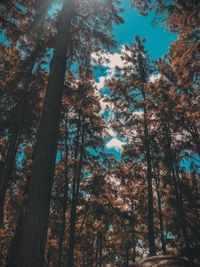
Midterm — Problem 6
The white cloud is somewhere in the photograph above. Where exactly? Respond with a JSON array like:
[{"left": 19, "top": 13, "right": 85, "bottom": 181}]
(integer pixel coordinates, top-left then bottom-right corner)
[
  {"left": 96, "top": 76, "right": 106, "bottom": 90},
  {"left": 104, "top": 52, "right": 125, "bottom": 70},
  {"left": 133, "top": 111, "right": 144, "bottom": 116},
  {"left": 92, "top": 46, "right": 126, "bottom": 91},
  {"left": 106, "top": 138, "right": 125, "bottom": 151},
  {"left": 107, "top": 126, "right": 117, "bottom": 137},
  {"left": 92, "top": 48, "right": 125, "bottom": 70},
  {"left": 149, "top": 74, "right": 161, "bottom": 83}
]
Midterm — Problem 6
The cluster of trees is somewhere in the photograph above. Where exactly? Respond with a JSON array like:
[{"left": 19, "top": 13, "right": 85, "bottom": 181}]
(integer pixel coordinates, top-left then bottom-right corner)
[{"left": 0, "top": 0, "right": 199, "bottom": 266}]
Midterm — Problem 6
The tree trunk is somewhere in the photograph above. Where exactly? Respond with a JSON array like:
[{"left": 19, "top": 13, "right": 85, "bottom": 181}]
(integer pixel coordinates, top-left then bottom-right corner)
[
  {"left": 67, "top": 114, "right": 81, "bottom": 267},
  {"left": 0, "top": 123, "right": 21, "bottom": 226},
  {"left": 131, "top": 200, "right": 136, "bottom": 262},
  {"left": 95, "top": 233, "right": 103, "bottom": 267},
  {"left": 58, "top": 116, "right": 69, "bottom": 267},
  {"left": 6, "top": 1, "right": 74, "bottom": 266},
  {"left": 154, "top": 169, "right": 166, "bottom": 255},
  {"left": 99, "top": 234, "right": 103, "bottom": 267},
  {"left": 136, "top": 37, "right": 156, "bottom": 256},
  {"left": 126, "top": 243, "right": 130, "bottom": 267},
  {"left": 143, "top": 102, "right": 156, "bottom": 256},
  {"left": 75, "top": 197, "right": 90, "bottom": 243},
  {"left": 187, "top": 123, "right": 200, "bottom": 157},
  {"left": 0, "top": 7, "right": 51, "bottom": 224},
  {"left": 95, "top": 236, "right": 99, "bottom": 267},
  {"left": 67, "top": 119, "right": 85, "bottom": 267},
  {"left": 90, "top": 237, "right": 95, "bottom": 267},
  {"left": 164, "top": 122, "right": 191, "bottom": 256},
  {"left": 132, "top": 237, "right": 136, "bottom": 263}
]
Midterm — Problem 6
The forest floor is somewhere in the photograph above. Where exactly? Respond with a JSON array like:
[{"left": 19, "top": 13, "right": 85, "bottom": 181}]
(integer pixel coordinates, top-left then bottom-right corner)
[{"left": 130, "top": 255, "right": 200, "bottom": 267}]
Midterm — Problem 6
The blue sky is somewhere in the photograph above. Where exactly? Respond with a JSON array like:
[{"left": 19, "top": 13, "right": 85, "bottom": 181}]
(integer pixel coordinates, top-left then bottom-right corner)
[{"left": 114, "top": 0, "right": 177, "bottom": 59}]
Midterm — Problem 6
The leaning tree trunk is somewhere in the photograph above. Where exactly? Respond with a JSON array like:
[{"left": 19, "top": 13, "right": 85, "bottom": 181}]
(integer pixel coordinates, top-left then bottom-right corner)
[{"left": 6, "top": 1, "right": 74, "bottom": 266}]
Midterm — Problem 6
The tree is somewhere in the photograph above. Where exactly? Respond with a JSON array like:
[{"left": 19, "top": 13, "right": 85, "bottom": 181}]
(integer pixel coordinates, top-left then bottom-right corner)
[
  {"left": 6, "top": 1, "right": 123, "bottom": 266},
  {"left": 0, "top": 0, "right": 52, "bottom": 226},
  {"left": 6, "top": 1, "right": 75, "bottom": 266},
  {"left": 108, "top": 36, "right": 157, "bottom": 255}
]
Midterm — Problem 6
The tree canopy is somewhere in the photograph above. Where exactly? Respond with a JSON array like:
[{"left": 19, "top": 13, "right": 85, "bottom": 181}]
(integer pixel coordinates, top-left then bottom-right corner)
[{"left": 0, "top": 0, "right": 199, "bottom": 266}]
